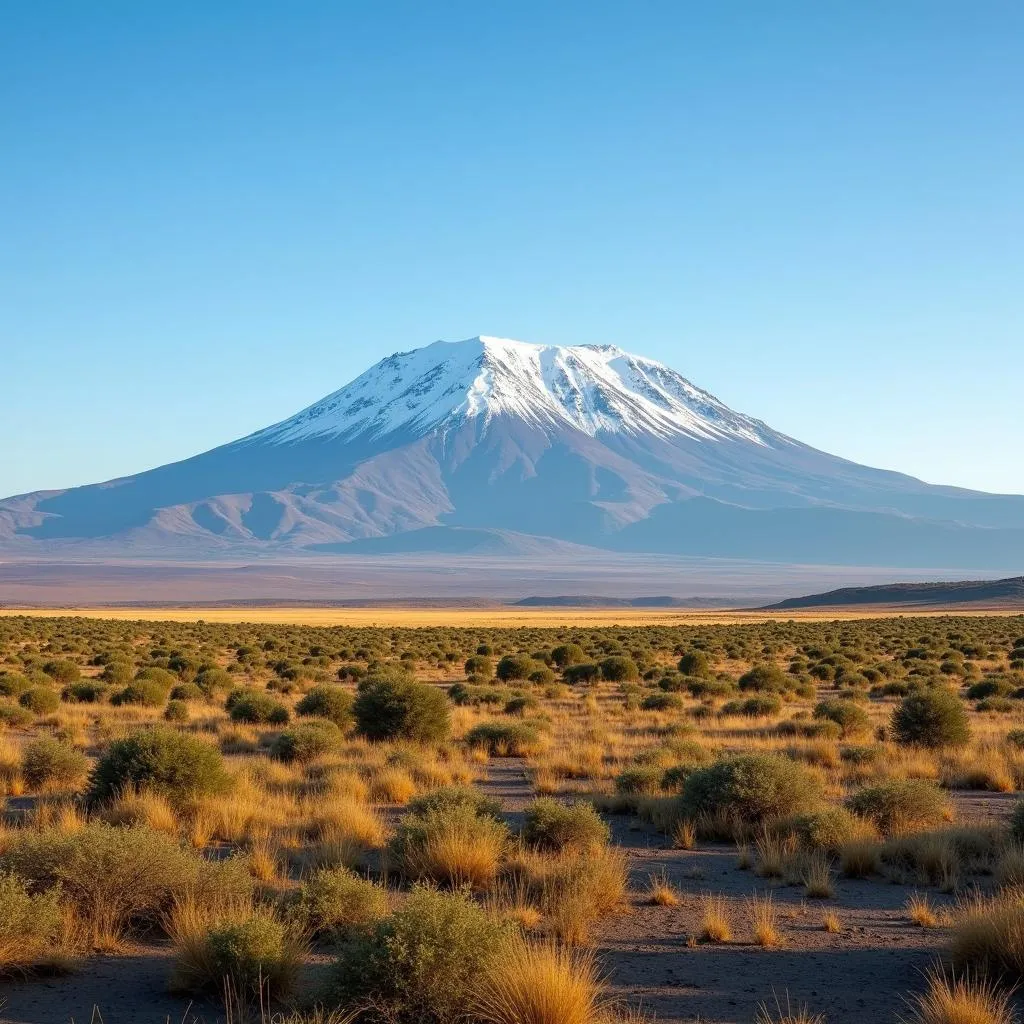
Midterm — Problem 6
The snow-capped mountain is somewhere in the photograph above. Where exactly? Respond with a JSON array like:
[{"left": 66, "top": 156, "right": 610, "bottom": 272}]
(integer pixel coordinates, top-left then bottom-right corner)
[
  {"left": 3, "top": 335, "right": 1024, "bottom": 569},
  {"left": 256, "top": 337, "right": 776, "bottom": 446}
]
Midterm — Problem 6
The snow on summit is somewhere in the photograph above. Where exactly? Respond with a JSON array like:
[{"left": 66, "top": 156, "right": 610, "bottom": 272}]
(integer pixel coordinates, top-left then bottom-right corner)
[{"left": 258, "top": 336, "right": 776, "bottom": 446}]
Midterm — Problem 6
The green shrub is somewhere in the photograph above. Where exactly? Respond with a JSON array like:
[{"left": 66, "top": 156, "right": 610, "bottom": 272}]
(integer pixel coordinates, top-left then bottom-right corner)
[
  {"left": 495, "top": 655, "right": 536, "bottom": 682},
  {"left": 19, "top": 687, "right": 59, "bottom": 715},
  {"left": 738, "top": 665, "right": 791, "bottom": 693},
  {"left": 62, "top": 680, "right": 108, "bottom": 703},
  {"left": 42, "top": 659, "right": 80, "bottom": 684},
  {"left": 678, "top": 650, "right": 713, "bottom": 677},
  {"left": 173, "top": 910, "right": 303, "bottom": 999},
  {"left": 563, "top": 663, "right": 600, "bottom": 684},
  {"left": 846, "top": 779, "right": 948, "bottom": 836},
  {"left": 614, "top": 766, "right": 664, "bottom": 796},
  {"left": 292, "top": 868, "right": 389, "bottom": 938},
  {"left": 112, "top": 680, "right": 170, "bottom": 707},
  {"left": 271, "top": 720, "right": 344, "bottom": 763},
  {"left": 463, "top": 655, "right": 493, "bottom": 678},
  {"left": 135, "top": 667, "right": 178, "bottom": 690},
  {"left": 353, "top": 677, "right": 450, "bottom": 743},
  {"left": 521, "top": 798, "right": 609, "bottom": 853},
  {"left": 679, "top": 754, "right": 822, "bottom": 826},
  {"left": 551, "top": 644, "right": 585, "bottom": 668},
  {"left": 0, "top": 672, "right": 31, "bottom": 698},
  {"left": 891, "top": 688, "right": 970, "bottom": 748},
  {"left": 169, "top": 682, "right": 205, "bottom": 702},
  {"left": 0, "top": 703, "right": 33, "bottom": 729},
  {"left": 813, "top": 698, "right": 870, "bottom": 738},
  {"left": 21, "top": 737, "right": 90, "bottom": 792},
  {"left": 504, "top": 694, "right": 538, "bottom": 715},
  {"left": 783, "top": 807, "right": 862, "bottom": 854},
  {"left": 88, "top": 727, "right": 230, "bottom": 805},
  {"left": 600, "top": 656, "right": 639, "bottom": 682},
  {"left": 228, "top": 689, "right": 290, "bottom": 725},
  {"left": 328, "top": 885, "right": 508, "bottom": 1024},
  {"left": 0, "top": 871, "right": 66, "bottom": 974},
  {"left": 464, "top": 721, "right": 543, "bottom": 756},
  {"left": 641, "top": 692, "right": 684, "bottom": 711},
  {"left": 1, "top": 822, "right": 250, "bottom": 943},
  {"left": 1010, "top": 799, "right": 1024, "bottom": 843},
  {"left": 406, "top": 785, "right": 502, "bottom": 821},
  {"left": 164, "top": 699, "right": 190, "bottom": 722},
  {"left": 295, "top": 685, "right": 354, "bottom": 729},
  {"left": 100, "top": 661, "right": 135, "bottom": 686}
]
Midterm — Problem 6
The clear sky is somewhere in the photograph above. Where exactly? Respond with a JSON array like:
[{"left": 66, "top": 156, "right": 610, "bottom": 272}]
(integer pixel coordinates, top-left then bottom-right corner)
[{"left": 2, "top": 1, "right": 1022, "bottom": 497}]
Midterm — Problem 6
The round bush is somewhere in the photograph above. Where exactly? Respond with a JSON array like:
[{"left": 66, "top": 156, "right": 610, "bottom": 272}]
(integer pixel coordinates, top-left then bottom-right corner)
[
  {"left": 521, "top": 798, "right": 609, "bottom": 853},
  {"left": 496, "top": 655, "right": 536, "bottom": 682},
  {"left": 169, "top": 683, "right": 205, "bottom": 702},
  {"left": 88, "top": 727, "right": 230, "bottom": 805},
  {"left": 679, "top": 754, "right": 822, "bottom": 825},
  {"left": 0, "top": 672, "right": 31, "bottom": 698},
  {"left": 271, "top": 720, "right": 344, "bottom": 763},
  {"left": 678, "top": 651, "right": 712, "bottom": 678},
  {"left": 62, "top": 681, "right": 108, "bottom": 703},
  {"left": 600, "top": 656, "right": 639, "bottom": 682},
  {"left": 738, "top": 665, "right": 791, "bottom": 693},
  {"left": 21, "top": 737, "right": 90, "bottom": 792},
  {"left": 228, "top": 690, "right": 290, "bottom": 725},
  {"left": 178, "top": 912, "right": 300, "bottom": 998},
  {"left": 551, "top": 644, "right": 585, "bottom": 668},
  {"left": 112, "top": 680, "right": 169, "bottom": 707},
  {"left": 353, "top": 677, "right": 450, "bottom": 743},
  {"left": 164, "top": 699, "right": 189, "bottom": 722},
  {"left": 463, "top": 655, "right": 493, "bottom": 678},
  {"left": 813, "top": 698, "right": 871, "bottom": 738},
  {"left": 464, "top": 721, "right": 543, "bottom": 756},
  {"left": 328, "top": 885, "right": 508, "bottom": 1024},
  {"left": 292, "top": 867, "right": 389, "bottom": 938},
  {"left": 42, "top": 659, "right": 80, "bottom": 684},
  {"left": 295, "top": 685, "right": 354, "bottom": 729},
  {"left": 19, "top": 687, "right": 59, "bottom": 715},
  {"left": 846, "top": 779, "right": 948, "bottom": 836},
  {"left": 891, "top": 688, "right": 971, "bottom": 748}
]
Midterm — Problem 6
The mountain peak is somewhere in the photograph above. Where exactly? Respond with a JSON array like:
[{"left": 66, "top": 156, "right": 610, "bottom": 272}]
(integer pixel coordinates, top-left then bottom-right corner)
[{"left": 256, "top": 335, "right": 778, "bottom": 447}]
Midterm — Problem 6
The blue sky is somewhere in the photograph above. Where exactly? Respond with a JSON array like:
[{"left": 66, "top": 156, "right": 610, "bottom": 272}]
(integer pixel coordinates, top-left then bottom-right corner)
[{"left": 2, "top": 1, "right": 1022, "bottom": 497}]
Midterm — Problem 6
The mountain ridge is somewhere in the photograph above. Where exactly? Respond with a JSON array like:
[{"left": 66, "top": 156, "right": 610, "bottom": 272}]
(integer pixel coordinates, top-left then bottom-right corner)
[{"left": 3, "top": 335, "right": 1023, "bottom": 570}]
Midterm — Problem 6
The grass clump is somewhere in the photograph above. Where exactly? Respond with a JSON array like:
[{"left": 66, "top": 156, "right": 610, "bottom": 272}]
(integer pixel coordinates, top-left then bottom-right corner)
[
  {"left": 328, "top": 884, "right": 509, "bottom": 1023},
  {"left": 522, "top": 798, "right": 610, "bottom": 854},
  {"left": 899, "top": 965, "right": 1016, "bottom": 1024},
  {"left": 465, "top": 721, "right": 546, "bottom": 757},
  {"left": 474, "top": 935, "right": 606, "bottom": 1024},
  {"left": 950, "top": 891, "right": 1024, "bottom": 983},
  {"left": 390, "top": 803, "right": 509, "bottom": 889},
  {"left": 88, "top": 727, "right": 230, "bottom": 806}
]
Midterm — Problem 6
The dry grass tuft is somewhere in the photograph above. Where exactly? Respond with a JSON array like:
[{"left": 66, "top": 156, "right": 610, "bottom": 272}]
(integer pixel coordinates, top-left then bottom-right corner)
[
  {"left": 645, "top": 871, "right": 679, "bottom": 907},
  {"left": 748, "top": 892, "right": 783, "bottom": 947},
  {"left": 907, "top": 892, "right": 941, "bottom": 928},
  {"left": 898, "top": 965, "right": 1016, "bottom": 1024},
  {"left": 699, "top": 892, "right": 732, "bottom": 943},
  {"left": 822, "top": 910, "right": 842, "bottom": 933}
]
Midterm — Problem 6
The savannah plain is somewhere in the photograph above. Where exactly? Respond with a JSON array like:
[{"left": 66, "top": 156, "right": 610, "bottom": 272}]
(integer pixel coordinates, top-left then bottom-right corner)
[{"left": 1, "top": 606, "right": 1024, "bottom": 1024}]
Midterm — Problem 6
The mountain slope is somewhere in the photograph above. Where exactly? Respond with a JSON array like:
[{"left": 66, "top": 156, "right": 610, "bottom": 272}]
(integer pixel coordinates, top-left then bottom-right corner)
[
  {"left": 766, "top": 576, "right": 1024, "bottom": 609},
  {"left": 3, "top": 335, "right": 1023, "bottom": 569}
]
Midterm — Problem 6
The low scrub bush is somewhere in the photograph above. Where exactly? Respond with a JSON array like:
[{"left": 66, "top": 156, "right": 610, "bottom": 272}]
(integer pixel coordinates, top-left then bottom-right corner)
[
  {"left": 846, "top": 779, "right": 948, "bottom": 836},
  {"left": 21, "top": 737, "right": 90, "bottom": 793},
  {"left": 328, "top": 885, "right": 509, "bottom": 1023},
  {"left": 295, "top": 685, "right": 354, "bottom": 729},
  {"left": 679, "top": 754, "right": 822, "bottom": 828},
  {"left": 228, "top": 689, "right": 290, "bottom": 725},
  {"left": 813, "top": 698, "right": 870, "bottom": 738},
  {"left": 354, "top": 676, "right": 450, "bottom": 743},
  {"left": 88, "top": 727, "right": 230, "bottom": 805},
  {"left": 19, "top": 686, "right": 60, "bottom": 715},
  {"left": 0, "top": 871, "right": 68, "bottom": 975},
  {"left": 892, "top": 688, "right": 970, "bottom": 748},
  {"left": 522, "top": 798, "right": 609, "bottom": 854},
  {"left": 291, "top": 868, "right": 389, "bottom": 939},
  {"left": 390, "top": 803, "right": 509, "bottom": 889},
  {"left": 465, "top": 721, "right": 545, "bottom": 757},
  {"left": 271, "top": 720, "right": 345, "bottom": 763}
]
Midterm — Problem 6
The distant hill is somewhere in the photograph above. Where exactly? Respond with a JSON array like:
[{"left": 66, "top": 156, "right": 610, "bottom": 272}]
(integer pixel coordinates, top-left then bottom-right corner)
[
  {"left": 514, "top": 595, "right": 719, "bottom": 608},
  {"left": 766, "top": 576, "right": 1024, "bottom": 610}
]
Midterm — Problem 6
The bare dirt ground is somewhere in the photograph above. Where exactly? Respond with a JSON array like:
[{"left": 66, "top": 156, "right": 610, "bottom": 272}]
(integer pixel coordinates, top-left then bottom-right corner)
[{"left": 0, "top": 788, "right": 1018, "bottom": 1024}]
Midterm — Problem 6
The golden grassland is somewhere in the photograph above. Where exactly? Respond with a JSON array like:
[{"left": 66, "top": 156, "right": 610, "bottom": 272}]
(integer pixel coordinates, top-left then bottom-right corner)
[
  {"left": 0, "top": 611, "right": 1023, "bottom": 1022},
  {"left": 2, "top": 604, "right": 1022, "bottom": 627}
]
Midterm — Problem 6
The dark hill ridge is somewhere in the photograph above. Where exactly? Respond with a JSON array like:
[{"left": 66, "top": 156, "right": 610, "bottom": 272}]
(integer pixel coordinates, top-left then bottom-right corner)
[{"left": 766, "top": 576, "right": 1024, "bottom": 609}]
